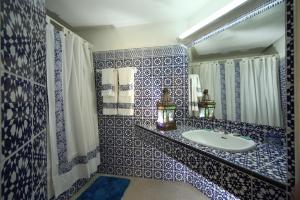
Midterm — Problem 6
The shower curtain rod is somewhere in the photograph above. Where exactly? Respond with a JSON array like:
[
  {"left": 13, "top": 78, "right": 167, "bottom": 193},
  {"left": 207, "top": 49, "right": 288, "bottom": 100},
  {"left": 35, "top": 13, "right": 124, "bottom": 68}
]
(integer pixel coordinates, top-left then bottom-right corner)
[
  {"left": 46, "top": 15, "right": 93, "bottom": 48},
  {"left": 190, "top": 54, "right": 279, "bottom": 66}
]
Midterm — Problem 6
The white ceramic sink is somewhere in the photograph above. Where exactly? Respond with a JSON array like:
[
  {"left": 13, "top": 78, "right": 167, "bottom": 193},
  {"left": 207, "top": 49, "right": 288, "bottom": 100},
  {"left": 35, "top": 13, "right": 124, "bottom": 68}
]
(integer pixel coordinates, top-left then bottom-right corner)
[{"left": 182, "top": 130, "right": 256, "bottom": 152}]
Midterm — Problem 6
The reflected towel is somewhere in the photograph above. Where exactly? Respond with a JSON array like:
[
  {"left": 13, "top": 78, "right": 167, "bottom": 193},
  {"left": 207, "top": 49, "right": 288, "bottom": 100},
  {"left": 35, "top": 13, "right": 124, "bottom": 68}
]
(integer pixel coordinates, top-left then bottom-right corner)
[{"left": 188, "top": 74, "right": 202, "bottom": 116}]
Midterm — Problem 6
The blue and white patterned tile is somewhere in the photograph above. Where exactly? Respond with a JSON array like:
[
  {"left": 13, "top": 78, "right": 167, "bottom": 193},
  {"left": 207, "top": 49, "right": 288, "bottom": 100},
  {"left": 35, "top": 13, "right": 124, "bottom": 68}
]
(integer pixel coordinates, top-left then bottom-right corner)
[
  {"left": 214, "top": 184, "right": 239, "bottom": 200},
  {"left": 1, "top": 143, "right": 32, "bottom": 200},
  {"left": 32, "top": 4, "right": 45, "bottom": 42},
  {"left": 33, "top": 84, "right": 46, "bottom": 135},
  {"left": 105, "top": 60, "right": 115, "bottom": 68},
  {"left": 200, "top": 177, "right": 215, "bottom": 199},
  {"left": 1, "top": 100, "right": 32, "bottom": 156},
  {"left": 221, "top": 165, "right": 252, "bottom": 199},
  {"left": 142, "top": 57, "right": 152, "bottom": 67},
  {"left": 32, "top": 131, "right": 47, "bottom": 189},
  {"left": 258, "top": 157, "right": 287, "bottom": 183},
  {"left": 33, "top": 173, "right": 47, "bottom": 200},
  {"left": 200, "top": 155, "right": 222, "bottom": 185},
  {"left": 252, "top": 178, "right": 286, "bottom": 200},
  {"left": 1, "top": 72, "right": 32, "bottom": 103},
  {"left": 1, "top": 0, "right": 32, "bottom": 78},
  {"left": 32, "top": 41, "right": 46, "bottom": 85},
  {"left": 124, "top": 168, "right": 134, "bottom": 177}
]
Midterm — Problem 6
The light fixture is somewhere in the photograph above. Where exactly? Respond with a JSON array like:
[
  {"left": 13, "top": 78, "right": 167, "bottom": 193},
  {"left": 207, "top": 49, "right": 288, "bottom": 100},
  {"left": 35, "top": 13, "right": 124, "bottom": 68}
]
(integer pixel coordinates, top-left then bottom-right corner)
[{"left": 179, "top": 0, "right": 248, "bottom": 40}]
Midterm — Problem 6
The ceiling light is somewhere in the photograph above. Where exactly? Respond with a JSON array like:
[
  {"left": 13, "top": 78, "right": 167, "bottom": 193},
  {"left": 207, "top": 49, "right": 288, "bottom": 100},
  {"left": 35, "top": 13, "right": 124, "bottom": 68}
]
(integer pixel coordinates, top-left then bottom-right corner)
[{"left": 179, "top": 0, "right": 248, "bottom": 40}]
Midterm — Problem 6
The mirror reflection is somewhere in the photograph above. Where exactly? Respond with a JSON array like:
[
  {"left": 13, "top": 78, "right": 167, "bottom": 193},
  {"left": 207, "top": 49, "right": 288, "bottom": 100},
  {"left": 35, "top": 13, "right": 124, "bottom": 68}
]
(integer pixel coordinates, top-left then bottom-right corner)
[{"left": 188, "top": 3, "right": 285, "bottom": 128}]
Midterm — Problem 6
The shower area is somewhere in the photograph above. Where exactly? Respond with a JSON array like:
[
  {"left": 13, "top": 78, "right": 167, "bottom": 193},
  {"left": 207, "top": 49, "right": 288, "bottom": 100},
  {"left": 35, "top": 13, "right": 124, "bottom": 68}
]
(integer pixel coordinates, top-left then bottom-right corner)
[{"left": 45, "top": 16, "right": 99, "bottom": 197}]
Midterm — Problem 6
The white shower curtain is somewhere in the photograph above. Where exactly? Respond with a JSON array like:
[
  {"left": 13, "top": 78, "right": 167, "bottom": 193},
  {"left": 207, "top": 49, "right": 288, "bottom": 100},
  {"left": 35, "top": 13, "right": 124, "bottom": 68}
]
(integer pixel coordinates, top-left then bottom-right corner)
[
  {"left": 47, "top": 20, "right": 99, "bottom": 197},
  {"left": 240, "top": 56, "right": 282, "bottom": 127}
]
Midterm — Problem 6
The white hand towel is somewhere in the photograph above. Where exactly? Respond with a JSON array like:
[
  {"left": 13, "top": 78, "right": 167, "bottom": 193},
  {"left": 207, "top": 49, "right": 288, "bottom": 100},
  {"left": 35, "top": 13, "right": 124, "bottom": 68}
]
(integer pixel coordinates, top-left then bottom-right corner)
[
  {"left": 118, "top": 96, "right": 134, "bottom": 116},
  {"left": 103, "top": 96, "right": 118, "bottom": 115},
  {"left": 103, "top": 69, "right": 118, "bottom": 115},
  {"left": 188, "top": 74, "right": 203, "bottom": 116},
  {"left": 117, "top": 67, "right": 137, "bottom": 96},
  {"left": 101, "top": 68, "right": 117, "bottom": 96}
]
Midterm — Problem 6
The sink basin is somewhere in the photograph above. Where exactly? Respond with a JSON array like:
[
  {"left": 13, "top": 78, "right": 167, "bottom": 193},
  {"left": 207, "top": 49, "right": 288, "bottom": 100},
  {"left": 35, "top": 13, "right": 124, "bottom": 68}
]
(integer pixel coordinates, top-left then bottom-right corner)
[{"left": 182, "top": 130, "right": 256, "bottom": 152}]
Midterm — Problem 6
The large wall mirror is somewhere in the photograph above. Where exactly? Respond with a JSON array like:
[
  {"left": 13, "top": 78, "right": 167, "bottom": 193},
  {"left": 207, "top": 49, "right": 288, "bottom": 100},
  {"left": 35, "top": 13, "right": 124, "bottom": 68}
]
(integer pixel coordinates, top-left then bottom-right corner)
[{"left": 188, "top": 2, "right": 286, "bottom": 128}]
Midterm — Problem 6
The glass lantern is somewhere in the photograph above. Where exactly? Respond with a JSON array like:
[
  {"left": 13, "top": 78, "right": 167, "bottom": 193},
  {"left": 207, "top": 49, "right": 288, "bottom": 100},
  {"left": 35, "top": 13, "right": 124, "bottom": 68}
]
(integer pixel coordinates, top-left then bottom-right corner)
[
  {"left": 198, "top": 89, "right": 216, "bottom": 119},
  {"left": 156, "top": 88, "right": 177, "bottom": 131}
]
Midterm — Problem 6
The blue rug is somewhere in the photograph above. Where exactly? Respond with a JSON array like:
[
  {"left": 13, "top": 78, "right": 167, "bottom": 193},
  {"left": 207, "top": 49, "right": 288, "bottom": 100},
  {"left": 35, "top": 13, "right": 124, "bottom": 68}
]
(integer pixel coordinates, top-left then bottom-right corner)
[{"left": 77, "top": 176, "right": 130, "bottom": 200}]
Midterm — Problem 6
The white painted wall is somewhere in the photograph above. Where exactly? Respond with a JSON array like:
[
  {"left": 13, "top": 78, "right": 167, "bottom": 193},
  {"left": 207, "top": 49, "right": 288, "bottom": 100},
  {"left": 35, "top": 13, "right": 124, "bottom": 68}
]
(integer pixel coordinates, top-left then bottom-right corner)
[
  {"left": 272, "top": 35, "right": 286, "bottom": 60},
  {"left": 76, "top": 20, "right": 187, "bottom": 52}
]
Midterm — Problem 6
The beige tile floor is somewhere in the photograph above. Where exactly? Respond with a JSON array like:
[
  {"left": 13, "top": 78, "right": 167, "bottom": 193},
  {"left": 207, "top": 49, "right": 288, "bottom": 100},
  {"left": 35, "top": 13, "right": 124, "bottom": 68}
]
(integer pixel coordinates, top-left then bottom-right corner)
[{"left": 72, "top": 174, "right": 209, "bottom": 200}]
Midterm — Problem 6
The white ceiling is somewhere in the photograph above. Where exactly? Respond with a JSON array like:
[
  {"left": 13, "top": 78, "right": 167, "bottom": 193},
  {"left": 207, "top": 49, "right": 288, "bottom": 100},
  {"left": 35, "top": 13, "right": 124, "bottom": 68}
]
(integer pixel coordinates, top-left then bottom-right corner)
[
  {"left": 194, "top": 3, "right": 285, "bottom": 56},
  {"left": 46, "top": 0, "right": 230, "bottom": 27}
]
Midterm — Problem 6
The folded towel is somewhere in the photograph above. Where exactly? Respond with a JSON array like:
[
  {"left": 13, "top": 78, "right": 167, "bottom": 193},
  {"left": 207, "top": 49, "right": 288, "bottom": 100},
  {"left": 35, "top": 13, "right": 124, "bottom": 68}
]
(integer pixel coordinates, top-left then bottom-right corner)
[
  {"left": 103, "top": 69, "right": 118, "bottom": 115},
  {"left": 103, "top": 96, "right": 118, "bottom": 115},
  {"left": 101, "top": 68, "right": 117, "bottom": 96},
  {"left": 117, "top": 67, "right": 137, "bottom": 96},
  {"left": 118, "top": 96, "right": 134, "bottom": 116},
  {"left": 188, "top": 74, "right": 203, "bottom": 116}
]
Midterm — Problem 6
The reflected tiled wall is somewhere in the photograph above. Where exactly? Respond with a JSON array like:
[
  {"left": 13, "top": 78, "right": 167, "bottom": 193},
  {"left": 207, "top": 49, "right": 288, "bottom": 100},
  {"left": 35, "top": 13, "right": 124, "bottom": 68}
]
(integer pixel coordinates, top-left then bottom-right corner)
[{"left": 0, "top": 0, "right": 47, "bottom": 199}]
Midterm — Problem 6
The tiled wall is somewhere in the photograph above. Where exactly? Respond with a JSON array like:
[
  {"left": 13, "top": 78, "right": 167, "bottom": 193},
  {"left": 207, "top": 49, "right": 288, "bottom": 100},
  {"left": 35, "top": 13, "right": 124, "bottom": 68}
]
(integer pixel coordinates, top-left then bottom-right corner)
[
  {"left": 0, "top": 0, "right": 47, "bottom": 199},
  {"left": 94, "top": 45, "right": 189, "bottom": 175}
]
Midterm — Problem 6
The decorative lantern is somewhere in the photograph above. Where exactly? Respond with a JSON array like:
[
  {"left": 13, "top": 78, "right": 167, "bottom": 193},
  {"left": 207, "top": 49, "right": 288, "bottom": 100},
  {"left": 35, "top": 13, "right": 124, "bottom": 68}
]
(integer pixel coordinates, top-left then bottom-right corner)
[
  {"left": 198, "top": 89, "right": 216, "bottom": 119},
  {"left": 156, "top": 88, "right": 177, "bottom": 131}
]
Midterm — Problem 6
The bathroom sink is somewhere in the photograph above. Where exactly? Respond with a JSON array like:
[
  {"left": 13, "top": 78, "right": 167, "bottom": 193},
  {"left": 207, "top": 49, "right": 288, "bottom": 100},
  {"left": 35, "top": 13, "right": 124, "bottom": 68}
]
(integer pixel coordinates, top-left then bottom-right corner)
[{"left": 182, "top": 130, "right": 256, "bottom": 152}]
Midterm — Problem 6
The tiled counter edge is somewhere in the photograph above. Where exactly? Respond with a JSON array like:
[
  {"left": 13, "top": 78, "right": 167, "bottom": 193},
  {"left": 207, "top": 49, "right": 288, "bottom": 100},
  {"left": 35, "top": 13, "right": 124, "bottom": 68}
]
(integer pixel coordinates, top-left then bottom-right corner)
[{"left": 135, "top": 125, "right": 287, "bottom": 200}]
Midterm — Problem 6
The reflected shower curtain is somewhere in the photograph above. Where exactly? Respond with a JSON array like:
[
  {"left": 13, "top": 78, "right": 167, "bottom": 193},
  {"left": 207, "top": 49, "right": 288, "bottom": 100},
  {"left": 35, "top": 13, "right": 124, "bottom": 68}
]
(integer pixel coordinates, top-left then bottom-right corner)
[
  {"left": 191, "top": 55, "right": 282, "bottom": 127},
  {"left": 46, "top": 21, "right": 99, "bottom": 197},
  {"left": 240, "top": 56, "right": 282, "bottom": 127}
]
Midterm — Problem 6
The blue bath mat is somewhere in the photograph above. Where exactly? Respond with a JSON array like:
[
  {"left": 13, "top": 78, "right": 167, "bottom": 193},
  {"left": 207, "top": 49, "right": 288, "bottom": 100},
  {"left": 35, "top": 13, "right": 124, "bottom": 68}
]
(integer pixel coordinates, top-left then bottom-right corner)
[{"left": 77, "top": 176, "right": 130, "bottom": 200}]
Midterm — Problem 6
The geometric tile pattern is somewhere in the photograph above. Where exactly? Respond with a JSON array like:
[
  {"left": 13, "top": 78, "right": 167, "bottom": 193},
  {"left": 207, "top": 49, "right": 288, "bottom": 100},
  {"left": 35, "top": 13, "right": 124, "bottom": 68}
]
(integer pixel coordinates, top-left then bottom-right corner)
[
  {"left": 1, "top": 73, "right": 32, "bottom": 156},
  {"left": 285, "top": 0, "right": 295, "bottom": 196},
  {"left": 33, "top": 84, "right": 47, "bottom": 135},
  {"left": 0, "top": 0, "right": 47, "bottom": 199},
  {"left": 252, "top": 178, "right": 286, "bottom": 200},
  {"left": 33, "top": 173, "right": 48, "bottom": 200},
  {"left": 1, "top": 0, "right": 32, "bottom": 78},
  {"left": 32, "top": 132, "right": 47, "bottom": 188},
  {"left": 1, "top": 143, "right": 33, "bottom": 200}
]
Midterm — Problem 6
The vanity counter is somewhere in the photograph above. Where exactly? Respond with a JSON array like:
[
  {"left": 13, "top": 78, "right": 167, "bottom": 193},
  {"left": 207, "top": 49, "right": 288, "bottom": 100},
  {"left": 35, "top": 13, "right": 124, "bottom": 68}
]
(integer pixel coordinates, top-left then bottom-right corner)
[{"left": 135, "top": 124, "right": 287, "bottom": 187}]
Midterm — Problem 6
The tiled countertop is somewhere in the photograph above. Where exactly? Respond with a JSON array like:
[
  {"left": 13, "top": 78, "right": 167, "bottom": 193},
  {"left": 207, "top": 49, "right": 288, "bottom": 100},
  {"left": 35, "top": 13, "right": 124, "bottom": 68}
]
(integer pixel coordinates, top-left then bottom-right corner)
[{"left": 136, "top": 124, "right": 287, "bottom": 186}]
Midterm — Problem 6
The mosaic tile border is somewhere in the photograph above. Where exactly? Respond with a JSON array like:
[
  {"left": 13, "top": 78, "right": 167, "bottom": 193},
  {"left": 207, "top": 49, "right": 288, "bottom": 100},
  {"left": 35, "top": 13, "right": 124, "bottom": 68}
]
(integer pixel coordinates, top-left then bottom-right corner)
[{"left": 191, "top": 0, "right": 285, "bottom": 46}]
